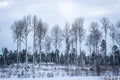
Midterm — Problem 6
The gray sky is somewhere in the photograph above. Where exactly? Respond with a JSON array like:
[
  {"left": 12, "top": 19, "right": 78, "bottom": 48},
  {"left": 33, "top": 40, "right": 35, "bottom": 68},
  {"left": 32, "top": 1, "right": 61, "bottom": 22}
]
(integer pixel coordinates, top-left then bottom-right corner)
[{"left": 0, "top": 0, "right": 120, "bottom": 53}]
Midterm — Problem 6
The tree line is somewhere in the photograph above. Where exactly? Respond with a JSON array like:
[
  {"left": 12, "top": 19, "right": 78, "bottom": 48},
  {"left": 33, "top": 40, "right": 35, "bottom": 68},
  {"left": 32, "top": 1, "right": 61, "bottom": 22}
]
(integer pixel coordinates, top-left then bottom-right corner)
[{"left": 0, "top": 15, "right": 120, "bottom": 67}]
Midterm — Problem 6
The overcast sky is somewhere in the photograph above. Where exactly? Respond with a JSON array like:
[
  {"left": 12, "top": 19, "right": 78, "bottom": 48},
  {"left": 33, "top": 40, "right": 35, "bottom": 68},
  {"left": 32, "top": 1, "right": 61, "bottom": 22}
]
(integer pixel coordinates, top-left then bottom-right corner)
[{"left": 0, "top": 0, "right": 120, "bottom": 53}]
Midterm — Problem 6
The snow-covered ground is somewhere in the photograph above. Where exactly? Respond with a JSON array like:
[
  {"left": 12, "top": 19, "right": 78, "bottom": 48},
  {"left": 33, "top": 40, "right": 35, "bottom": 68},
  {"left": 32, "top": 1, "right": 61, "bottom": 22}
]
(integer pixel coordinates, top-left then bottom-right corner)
[
  {"left": 0, "top": 63, "right": 88, "bottom": 78},
  {"left": 1, "top": 76, "right": 120, "bottom": 80},
  {"left": 0, "top": 76, "right": 99, "bottom": 80},
  {"left": 0, "top": 63, "right": 120, "bottom": 80}
]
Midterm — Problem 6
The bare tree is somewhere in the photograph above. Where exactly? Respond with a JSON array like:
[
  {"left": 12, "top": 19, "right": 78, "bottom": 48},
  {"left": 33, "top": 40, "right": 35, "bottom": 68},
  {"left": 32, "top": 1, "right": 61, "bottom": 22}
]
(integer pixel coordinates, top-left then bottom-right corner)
[
  {"left": 32, "top": 15, "right": 38, "bottom": 64},
  {"left": 109, "top": 23, "right": 117, "bottom": 66},
  {"left": 75, "top": 18, "right": 85, "bottom": 55},
  {"left": 51, "top": 25, "right": 62, "bottom": 64},
  {"left": 72, "top": 19, "right": 78, "bottom": 55},
  {"left": 63, "top": 22, "right": 70, "bottom": 65},
  {"left": 71, "top": 20, "right": 79, "bottom": 65},
  {"left": 36, "top": 19, "right": 48, "bottom": 65},
  {"left": 11, "top": 20, "right": 24, "bottom": 65},
  {"left": 90, "top": 22, "right": 102, "bottom": 55},
  {"left": 44, "top": 34, "right": 52, "bottom": 62},
  {"left": 22, "top": 15, "right": 32, "bottom": 65}
]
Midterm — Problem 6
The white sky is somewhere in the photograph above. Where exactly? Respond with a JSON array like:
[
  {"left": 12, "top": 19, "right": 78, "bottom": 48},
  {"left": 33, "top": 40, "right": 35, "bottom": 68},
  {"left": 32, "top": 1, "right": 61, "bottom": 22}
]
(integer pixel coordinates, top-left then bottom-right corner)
[{"left": 0, "top": 0, "right": 120, "bottom": 54}]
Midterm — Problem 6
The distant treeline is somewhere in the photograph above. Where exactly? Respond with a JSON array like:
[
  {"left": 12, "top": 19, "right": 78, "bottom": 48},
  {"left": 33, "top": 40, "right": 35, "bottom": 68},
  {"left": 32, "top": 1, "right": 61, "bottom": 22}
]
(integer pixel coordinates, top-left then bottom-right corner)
[
  {"left": 0, "top": 47, "right": 120, "bottom": 66},
  {"left": 0, "top": 15, "right": 120, "bottom": 67}
]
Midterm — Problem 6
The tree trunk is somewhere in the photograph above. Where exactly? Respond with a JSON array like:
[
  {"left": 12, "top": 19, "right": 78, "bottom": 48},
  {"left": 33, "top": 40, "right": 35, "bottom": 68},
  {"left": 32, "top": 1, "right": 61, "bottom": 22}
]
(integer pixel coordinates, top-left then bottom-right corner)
[
  {"left": 113, "top": 36, "right": 114, "bottom": 46},
  {"left": 105, "top": 31, "right": 107, "bottom": 65},
  {"left": 17, "top": 39, "right": 19, "bottom": 66},
  {"left": 39, "top": 38, "right": 41, "bottom": 66},
  {"left": 19, "top": 36, "right": 22, "bottom": 64},
  {"left": 33, "top": 28, "right": 35, "bottom": 65},
  {"left": 90, "top": 45, "right": 91, "bottom": 55},
  {"left": 95, "top": 44, "right": 97, "bottom": 54},
  {"left": 25, "top": 37, "right": 28, "bottom": 66},
  {"left": 79, "top": 39, "right": 81, "bottom": 55},
  {"left": 75, "top": 37, "right": 77, "bottom": 65},
  {"left": 79, "top": 39, "right": 81, "bottom": 65}
]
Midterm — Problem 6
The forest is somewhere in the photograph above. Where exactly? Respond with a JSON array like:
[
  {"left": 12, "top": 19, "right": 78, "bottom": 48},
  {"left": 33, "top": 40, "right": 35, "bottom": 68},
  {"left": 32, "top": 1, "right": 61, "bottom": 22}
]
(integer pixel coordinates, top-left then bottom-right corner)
[{"left": 0, "top": 15, "right": 120, "bottom": 77}]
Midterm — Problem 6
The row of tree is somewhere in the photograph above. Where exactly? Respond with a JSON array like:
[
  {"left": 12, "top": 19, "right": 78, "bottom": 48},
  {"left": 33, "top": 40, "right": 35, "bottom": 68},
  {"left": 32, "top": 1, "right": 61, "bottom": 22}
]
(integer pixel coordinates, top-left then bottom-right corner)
[
  {"left": 1, "top": 15, "right": 120, "bottom": 67},
  {"left": 0, "top": 46, "right": 120, "bottom": 66},
  {"left": 0, "top": 45, "right": 120, "bottom": 66}
]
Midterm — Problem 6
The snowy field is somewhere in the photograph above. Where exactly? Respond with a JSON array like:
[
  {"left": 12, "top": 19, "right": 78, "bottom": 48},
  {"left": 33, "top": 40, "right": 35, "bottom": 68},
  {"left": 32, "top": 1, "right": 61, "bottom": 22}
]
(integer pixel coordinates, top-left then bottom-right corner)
[
  {"left": 0, "top": 63, "right": 120, "bottom": 80},
  {"left": 0, "top": 76, "right": 99, "bottom": 80},
  {"left": 1, "top": 76, "right": 120, "bottom": 80}
]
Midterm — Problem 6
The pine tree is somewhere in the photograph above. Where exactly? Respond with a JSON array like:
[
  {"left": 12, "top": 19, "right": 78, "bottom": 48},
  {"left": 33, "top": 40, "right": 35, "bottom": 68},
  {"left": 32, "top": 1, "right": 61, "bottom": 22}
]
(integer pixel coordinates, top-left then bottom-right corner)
[{"left": 100, "top": 39, "right": 106, "bottom": 65}]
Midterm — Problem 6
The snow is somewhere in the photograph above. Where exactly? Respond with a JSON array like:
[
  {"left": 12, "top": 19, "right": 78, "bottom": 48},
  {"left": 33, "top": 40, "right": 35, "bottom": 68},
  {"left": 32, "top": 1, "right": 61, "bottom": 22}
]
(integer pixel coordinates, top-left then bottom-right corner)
[
  {"left": 0, "top": 76, "right": 99, "bottom": 80},
  {"left": 0, "top": 63, "right": 120, "bottom": 80},
  {"left": 1, "top": 76, "right": 120, "bottom": 80}
]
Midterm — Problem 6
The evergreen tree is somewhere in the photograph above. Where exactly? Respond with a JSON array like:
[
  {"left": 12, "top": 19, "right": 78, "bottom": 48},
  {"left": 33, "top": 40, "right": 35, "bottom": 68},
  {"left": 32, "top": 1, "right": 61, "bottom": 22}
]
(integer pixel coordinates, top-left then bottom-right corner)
[
  {"left": 2, "top": 47, "right": 9, "bottom": 65},
  {"left": 100, "top": 39, "right": 106, "bottom": 65},
  {"left": 112, "top": 45, "right": 119, "bottom": 65}
]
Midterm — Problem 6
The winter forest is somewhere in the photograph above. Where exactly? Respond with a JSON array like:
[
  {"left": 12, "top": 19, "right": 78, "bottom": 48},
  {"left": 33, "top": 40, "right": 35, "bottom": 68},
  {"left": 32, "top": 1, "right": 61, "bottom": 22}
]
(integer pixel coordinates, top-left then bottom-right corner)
[
  {"left": 0, "top": 0, "right": 120, "bottom": 80},
  {"left": 1, "top": 15, "right": 120, "bottom": 78}
]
